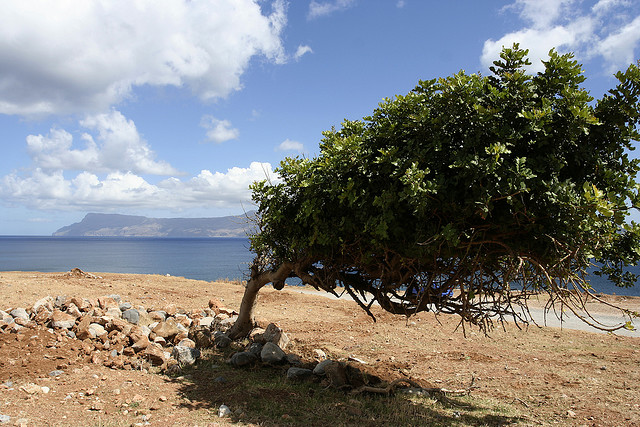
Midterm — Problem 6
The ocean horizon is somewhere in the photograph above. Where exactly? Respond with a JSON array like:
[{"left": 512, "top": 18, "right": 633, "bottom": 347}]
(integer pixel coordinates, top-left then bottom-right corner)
[{"left": 1, "top": 235, "right": 639, "bottom": 296}]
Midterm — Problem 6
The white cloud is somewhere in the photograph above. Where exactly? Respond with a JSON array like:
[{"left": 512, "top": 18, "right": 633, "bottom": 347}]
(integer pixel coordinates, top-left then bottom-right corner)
[
  {"left": 482, "top": 0, "right": 640, "bottom": 75},
  {"left": 0, "top": 162, "right": 276, "bottom": 212},
  {"left": 0, "top": 0, "right": 288, "bottom": 116},
  {"left": 25, "top": 110, "right": 178, "bottom": 175},
  {"left": 294, "top": 45, "right": 313, "bottom": 60},
  {"left": 396, "top": 1, "right": 406, "bottom": 8},
  {"left": 200, "top": 116, "right": 240, "bottom": 144},
  {"left": 276, "top": 139, "right": 305, "bottom": 152},
  {"left": 597, "top": 15, "right": 640, "bottom": 72},
  {"left": 308, "top": 0, "right": 357, "bottom": 19}
]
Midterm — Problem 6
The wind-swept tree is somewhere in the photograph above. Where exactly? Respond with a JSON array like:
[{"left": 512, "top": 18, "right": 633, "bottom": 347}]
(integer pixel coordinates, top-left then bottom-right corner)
[{"left": 228, "top": 45, "right": 640, "bottom": 339}]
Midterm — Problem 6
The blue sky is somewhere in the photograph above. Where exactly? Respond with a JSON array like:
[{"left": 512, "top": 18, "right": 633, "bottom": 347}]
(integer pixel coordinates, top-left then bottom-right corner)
[{"left": 1, "top": 0, "right": 639, "bottom": 235}]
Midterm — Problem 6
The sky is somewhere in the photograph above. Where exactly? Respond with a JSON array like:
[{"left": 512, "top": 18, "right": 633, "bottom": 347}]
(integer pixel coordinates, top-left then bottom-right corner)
[{"left": 0, "top": 0, "right": 639, "bottom": 235}]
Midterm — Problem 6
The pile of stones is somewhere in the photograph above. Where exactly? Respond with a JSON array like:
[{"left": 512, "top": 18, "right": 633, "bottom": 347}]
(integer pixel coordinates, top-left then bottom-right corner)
[
  {"left": 0, "top": 294, "right": 239, "bottom": 371},
  {"left": 1, "top": 294, "right": 384, "bottom": 390}
]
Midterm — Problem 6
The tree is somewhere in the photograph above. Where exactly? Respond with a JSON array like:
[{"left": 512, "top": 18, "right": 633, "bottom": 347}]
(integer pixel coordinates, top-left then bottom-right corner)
[{"left": 228, "top": 45, "right": 640, "bottom": 339}]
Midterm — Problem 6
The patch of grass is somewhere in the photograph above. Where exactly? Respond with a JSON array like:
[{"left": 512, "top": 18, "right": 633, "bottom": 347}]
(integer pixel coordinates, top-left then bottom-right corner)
[{"left": 167, "top": 348, "right": 528, "bottom": 426}]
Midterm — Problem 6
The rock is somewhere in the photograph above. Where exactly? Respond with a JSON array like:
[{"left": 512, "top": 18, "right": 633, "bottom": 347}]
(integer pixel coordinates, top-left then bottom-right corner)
[
  {"left": 19, "top": 383, "right": 43, "bottom": 394},
  {"left": 324, "top": 362, "right": 348, "bottom": 388},
  {"left": 122, "top": 308, "right": 140, "bottom": 325},
  {"left": 9, "top": 308, "right": 29, "bottom": 321},
  {"left": 54, "top": 295, "right": 67, "bottom": 308},
  {"left": 153, "top": 336, "right": 167, "bottom": 346},
  {"left": 163, "top": 304, "right": 177, "bottom": 316},
  {"left": 198, "top": 316, "right": 215, "bottom": 327},
  {"left": 152, "top": 318, "right": 180, "bottom": 339},
  {"left": 208, "top": 298, "right": 224, "bottom": 314},
  {"left": 230, "top": 351, "right": 258, "bottom": 368},
  {"left": 286, "top": 367, "right": 314, "bottom": 381},
  {"left": 260, "top": 342, "right": 286, "bottom": 364},
  {"left": 248, "top": 342, "right": 263, "bottom": 357},
  {"left": 131, "top": 335, "right": 151, "bottom": 352},
  {"left": 218, "top": 404, "right": 231, "bottom": 418},
  {"left": 171, "top": 346, "right": 201, "bottom": 365},
  {"left": 107, "top": 294, "right": 121, "bottom": 303},
  {"left": 48, "top": 370, "right": 64, "bottom": 377},
  {"left": 262, "top": 323, "right": 290, "bottom": 350},
  {"left": 118, "top": 302, "right": 132, "bottom": 311},
  {"left": 33, "top": 308, "right": 52, "bottom": 325},
  {"left": 51, "top": 310, "right": 76, "bottom": 329},
  {"left": 313, "top": 349, "right": 327, "bottom": 361},
  {"left": 105, "top": 307, "right": 122, "bottom": 318},
  {"left": 313, "top": 359, "right": 334, "bottom": 376},
  {"left": 287, "top": 354, "right": 302, "bottom": 367},
  {"left": 190, "top": 328, "right": 213, "bottom": 348},
  {"left": 174, "top": 314, "right": 192, "bottom": 328},
  {"left": 69, "top": 296, "right": 92, "bottom": 311},
  {"left": 88, "top": 323, "right": 107, "bottom": 338},
  {"left": 142, "top": 344, "right": 168, "bottom": 366},
  {"left": 98, "top": 296, "right": 118, "bottom": 310},
  {"left": 0, "top": 310, "right": 11, "bottom": 321},
  {"left": 149, "top": 311, "right": 166, "bottom": 322},
  {"left": 75, "top": 315, "right": 94, "bottom": 340},
  {"left": 65, "top": 303, "right": 82, "bottom": 318},
  {"left": 177, "top": 338, "right": 196, "bottom": 348},
  {"left": 0, "top": 414, "right": 10, "bottom": 423},
  {"left": 32, "top": 296, "right": 54, "bottom": 313},
  {"left": 214, "top": 333, "right": 232, "bottom": 349}
]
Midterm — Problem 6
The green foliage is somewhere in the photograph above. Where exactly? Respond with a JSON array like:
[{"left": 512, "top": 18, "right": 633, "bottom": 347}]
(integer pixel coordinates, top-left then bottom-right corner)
[{"left": 249, "top": 44, "right": 640, "bottom": 330}]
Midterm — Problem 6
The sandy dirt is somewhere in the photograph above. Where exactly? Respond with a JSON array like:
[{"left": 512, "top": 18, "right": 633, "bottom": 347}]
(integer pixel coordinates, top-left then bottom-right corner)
[{"left": 0, "top": 271, "right": 639, "bottom": 426}]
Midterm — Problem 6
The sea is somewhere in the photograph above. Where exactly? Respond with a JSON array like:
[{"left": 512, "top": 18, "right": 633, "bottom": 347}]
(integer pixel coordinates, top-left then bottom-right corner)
[{"left": 0, "top": 236, "right": 639, "bottom": 296}]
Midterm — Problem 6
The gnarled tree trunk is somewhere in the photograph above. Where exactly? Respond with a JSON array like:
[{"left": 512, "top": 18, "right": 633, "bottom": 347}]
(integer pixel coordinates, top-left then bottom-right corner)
[{"left": 227, "top": 261, "right": 293, "bottom": 339}]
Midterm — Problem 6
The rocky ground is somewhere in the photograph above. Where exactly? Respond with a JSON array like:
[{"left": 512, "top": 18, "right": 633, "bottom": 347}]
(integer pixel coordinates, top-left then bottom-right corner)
[{"left": 0, "top": 270, "right": 639, "bottom": 426}]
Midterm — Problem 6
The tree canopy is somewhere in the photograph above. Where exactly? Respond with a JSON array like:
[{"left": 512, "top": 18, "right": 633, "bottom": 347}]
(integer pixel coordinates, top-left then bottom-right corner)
[{"left": 229, "top": 45, "right": 640, "bottom": 338}]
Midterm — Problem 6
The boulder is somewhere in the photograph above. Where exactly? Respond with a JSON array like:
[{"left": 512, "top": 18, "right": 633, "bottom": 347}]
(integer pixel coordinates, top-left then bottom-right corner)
[
  {"left": 313, "top": 359, "right": 334, "bottom": 376},
  {"left": 230, "top": 351, "right": 258, "bottom": 368},
  {"left": 262, "top": 323, "right": 290, "bottom": 350},
  {"left": 286, "top": 367, "right": 314, "bottom": 381},
  {"left": 131, "top": 335, "right": 151, "bottom": 352},
  {"left": 51, "top": 310, "right": 76, "bottom": 329},
  {"left": 32, "top": 296, "right": 54, "bottom": 313},
  {"left": 9, "top": 308, "right": 29, "bottom": 321},
  {"left": 171, "top": 346, "right": 200, "bottom": 365},
  {"left": 65, "top": 303, "right": 82, "bottom": 318},
  {"left": 122, "top": 308, "right": 140, "bottom": 325},
  {"left": 260, "top": 342, "right": 286, "bottom": 364},
  {"left": 153, "top": 318, "right": 181, "bottom": 339},
  {"left": 75, "top": 315, "right": 95, "bottom": 340},
  {"left": 97, "top": 296, "right": 118, "bottom": 310},
  {"left": 142, "top": 344, "right": 168, "bottom": 366}
]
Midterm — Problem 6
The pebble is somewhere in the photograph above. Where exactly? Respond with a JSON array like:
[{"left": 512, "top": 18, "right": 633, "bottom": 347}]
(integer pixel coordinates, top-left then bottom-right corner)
[
  {"left": 0, "top": 414, "right": 10, "bottom": 424},
  {"left": 218, "top": 404, "right": 232, "bottom": 418}
]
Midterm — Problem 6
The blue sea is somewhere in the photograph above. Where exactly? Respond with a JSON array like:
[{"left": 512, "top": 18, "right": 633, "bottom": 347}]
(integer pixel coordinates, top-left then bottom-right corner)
[{"left": 0, "top": 236, "right": 638, "bottom": 296}]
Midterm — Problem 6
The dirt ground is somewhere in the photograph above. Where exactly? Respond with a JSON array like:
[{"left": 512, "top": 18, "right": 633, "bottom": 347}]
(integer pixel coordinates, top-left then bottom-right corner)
[{"left": 0, "top": 271, "right": 639, "bottom": 426}]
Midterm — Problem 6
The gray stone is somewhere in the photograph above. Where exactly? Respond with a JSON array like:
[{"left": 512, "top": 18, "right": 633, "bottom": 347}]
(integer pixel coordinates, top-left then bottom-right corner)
[
  {"left": 248, "top": 342, "right": 263, "bottom": 357},
  {"left": 122, "top": 308, "right": 140, "bottom": 325},
  {"left": 9, "top": 308, "right": 28, "bottom": 321},
  {"left": 214, "top": 332, "right": 232, "bottom": 349},
  {"left": 0, "top": 414, "right": 10, "bottom": 424},
  {"left": 48, "top": 370, "right": 64, "bottom": 377},
  {"left": 0, "top": 310, "right": 11, "bottom": 321},
  {"left": 260, "top": 342, "right": 286, "bottom": 364},
  {"left": 230, "top": 351, "right": 258, "bottom": 368},
  {"left": 171, "top": 346, "right": 201, "bottom": 366},
  {"left": 262, "top": 323, "right": 290, "bottom": 350},
  {"left": 119, "top": 302, "right": 132, "bottom": 311},
  {"left": 313, "top": 359, "right": 334, "bottom": 376},
  {"left": 287, "top": 353, "right": 303, "bottom": 367},
  {"left": 286, "top": 367, "right": 314, "bottom": 381}
]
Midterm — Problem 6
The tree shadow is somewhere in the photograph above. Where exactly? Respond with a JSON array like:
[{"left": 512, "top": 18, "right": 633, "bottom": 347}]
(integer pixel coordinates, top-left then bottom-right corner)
[{"left": 163, "top": 349, "right": 524, "bottom": 426}]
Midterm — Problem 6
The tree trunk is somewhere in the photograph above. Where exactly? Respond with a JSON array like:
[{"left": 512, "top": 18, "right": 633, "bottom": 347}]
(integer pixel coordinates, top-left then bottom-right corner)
[
  {"left": 227, "top": 276, "right": 264, "bottom": 339},
  {"left": 227, "top": 261, "right": 293, "bottom": 340}
]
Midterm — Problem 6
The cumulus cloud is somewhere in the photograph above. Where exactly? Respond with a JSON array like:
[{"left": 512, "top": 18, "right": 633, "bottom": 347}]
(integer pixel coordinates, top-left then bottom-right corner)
[
  {"left": 200, "top": 116, "right": 240, "bottom": 144},
  {"left": 294, "top": 45, "right": 313, "bottom": 60},
  {"left": 0, "top": 162, "right": 275, "bottom": 212},
  {"left": 0, "top": 0, "right": 287, "bottom": 116},
  {"left": 25, "top": 110, "right": 179, "bottom": 175},
  {"left": 482, "top": 0, "right": 640, "bottom": 74},
  {"left": 276, "top": 139, "right": 305, "bottom": 152},
  {"left": 308, "top": 0, "right": 357, "bottom": 19}
]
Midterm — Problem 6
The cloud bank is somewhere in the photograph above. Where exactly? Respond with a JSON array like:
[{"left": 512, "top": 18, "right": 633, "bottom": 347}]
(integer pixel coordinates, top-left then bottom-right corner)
[
  {"left": 482, "top": 0, "right": 640, "bottom": 73},
  {"left": 0, "top": 0, "right": 287, "bottom": 116}
]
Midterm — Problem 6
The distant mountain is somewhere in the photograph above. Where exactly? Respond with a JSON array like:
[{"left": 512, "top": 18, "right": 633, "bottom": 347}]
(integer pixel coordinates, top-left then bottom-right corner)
[{"left": 52, "top": 212, "right": 255, "bottom": 237}]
